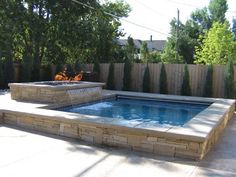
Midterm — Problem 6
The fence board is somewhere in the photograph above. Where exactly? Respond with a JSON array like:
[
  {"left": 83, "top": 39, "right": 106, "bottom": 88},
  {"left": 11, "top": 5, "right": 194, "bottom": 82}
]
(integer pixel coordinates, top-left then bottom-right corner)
[{"left": 13, "top": 63, "right": 236, "bottom": 98}]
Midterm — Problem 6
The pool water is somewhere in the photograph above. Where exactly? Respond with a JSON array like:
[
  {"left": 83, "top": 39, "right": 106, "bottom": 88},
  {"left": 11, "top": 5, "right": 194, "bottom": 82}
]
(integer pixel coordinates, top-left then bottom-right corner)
[{"left": 59, "top": 98, "right": 210, "bottom": 126}]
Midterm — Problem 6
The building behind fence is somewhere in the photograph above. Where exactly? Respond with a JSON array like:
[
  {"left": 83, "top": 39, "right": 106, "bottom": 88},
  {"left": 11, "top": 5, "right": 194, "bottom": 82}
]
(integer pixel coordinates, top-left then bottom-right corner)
[{"left": 12, "top": 63, "right": 236, "bottom": 98}]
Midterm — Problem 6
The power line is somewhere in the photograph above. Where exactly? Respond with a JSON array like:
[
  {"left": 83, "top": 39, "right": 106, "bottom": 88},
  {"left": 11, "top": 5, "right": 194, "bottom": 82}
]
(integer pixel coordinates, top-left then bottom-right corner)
[
  {"left": 72, "top": 0, "right": 169, "bottom": 36},
  {"left": 165, "top": 0, "right": 202, "bottom": 8},
  {"left": 133, "top": 0, "right": 170, "bottom": 19}
]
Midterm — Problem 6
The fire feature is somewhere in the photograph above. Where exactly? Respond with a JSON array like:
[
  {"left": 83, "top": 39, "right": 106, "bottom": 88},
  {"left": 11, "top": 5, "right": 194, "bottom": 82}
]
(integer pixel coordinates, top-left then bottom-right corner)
[{"left": 54, "top": 67, "right": 83, "bottom": 81}]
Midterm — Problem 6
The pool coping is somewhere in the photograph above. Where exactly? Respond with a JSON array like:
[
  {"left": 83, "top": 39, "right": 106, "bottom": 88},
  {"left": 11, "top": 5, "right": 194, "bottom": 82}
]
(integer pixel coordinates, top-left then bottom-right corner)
[
  {"left": 1, "top": 90, "right": 235, "bottom": 143},
  {"left": 8, "top": 81, "right": 105, "bottom": 91}
]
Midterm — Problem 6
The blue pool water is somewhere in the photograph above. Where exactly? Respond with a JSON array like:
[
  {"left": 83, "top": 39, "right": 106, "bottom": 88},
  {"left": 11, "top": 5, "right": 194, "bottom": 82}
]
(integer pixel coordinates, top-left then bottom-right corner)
[{"left": 59, "top": 98, "right": 210, "bottom": 126}]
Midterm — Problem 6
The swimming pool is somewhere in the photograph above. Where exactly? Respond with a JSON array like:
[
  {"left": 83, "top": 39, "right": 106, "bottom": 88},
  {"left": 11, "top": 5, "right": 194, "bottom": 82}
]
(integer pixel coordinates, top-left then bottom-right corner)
[
  {"left": 59, "top": 97, "right": 210, "bottom": 126},
  {"left": 2, "top": 89, "right": 235, "bottom": 160}
]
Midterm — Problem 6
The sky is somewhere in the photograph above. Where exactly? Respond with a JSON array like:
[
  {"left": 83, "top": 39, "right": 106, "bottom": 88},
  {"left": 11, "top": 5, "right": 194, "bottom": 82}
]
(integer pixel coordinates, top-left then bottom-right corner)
[{"left": 115, "top": 0, "right": 236, "bottom": 40}]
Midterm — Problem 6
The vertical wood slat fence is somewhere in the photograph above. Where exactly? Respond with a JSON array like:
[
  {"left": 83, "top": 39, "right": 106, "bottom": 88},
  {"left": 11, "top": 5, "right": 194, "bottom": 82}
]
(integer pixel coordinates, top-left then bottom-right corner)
[{"left": 81, "top": 63, "right": 236, "bottom": 98}]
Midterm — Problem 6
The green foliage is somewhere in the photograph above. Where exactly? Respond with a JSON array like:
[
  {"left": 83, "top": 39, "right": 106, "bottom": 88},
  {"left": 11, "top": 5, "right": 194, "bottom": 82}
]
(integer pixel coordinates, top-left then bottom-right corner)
[
  {"left": 93, "top": 59, "right": 100, "bottom": 82},
  {"left": 0, "top": 60, "right": 5, "bottom": 88},
  {"left": 181, "top": 64, "right": 191, "bottom": 96},
  {"left": 0, "top": 0, "right": 130, "bottom": 82},
  {"left": 142, "top": 64, "right": 150, "bottom": 93},
  {"left": 125, "top": 36, "right": 135, "bottom": 62},
  {"left": 147, "top": 52, "right": 162, "bottom": 63},
  {"left": 74, "top": 59, "right": 81, "bottom": 73},
  {"left": 40, "top": 65, "right": 52, "bottom": 81},
  {"left": 195, "top": 22, "right": 236, "bottom": 64},
  {"left": 55, "top": 64, "right": 63, "bottom": 74},
  {"left": 232, "top": 18, "right": 236, "bottom": 40},
  {"left": 22, "top": 53, "right": 32, "bottom": 82},
  {"left": 140, "top": 42, "right": 149, "bottom": 62},
  {"left": 3, "top": 57, "right": 14, "bottom": 87},
  {"left": 122, "top": 59, "right": 132, "bottom": 91},
  {"left": 162, "top": 0, "right": 229, "bottom": 64},
  {"left": 107, "top": 62, "right": 115, "bottom": 90},
  {"left": 203, "top": 65, "right": 213, "bottom": 97},
  {"left": 209, "top": 0, "right": 228, "bottom": 23},
  {"left": 159, "top": 63, "right": 168, "bottom": 94},
  {"left": 224, "top": 59, "right": 235, "bottom": 98},
  {"left": 161, "top": 19, "right": 194, "bottom": 64}
]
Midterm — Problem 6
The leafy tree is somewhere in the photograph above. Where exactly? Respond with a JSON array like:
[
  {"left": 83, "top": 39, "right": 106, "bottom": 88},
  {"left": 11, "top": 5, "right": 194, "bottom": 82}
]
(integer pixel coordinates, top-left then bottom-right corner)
[
  {"left": 224, "top": 59, "right": 235, "bottom": 98},
  {"left": 203, "top": 65, "right": 213, "bottom": 97},
  {"left": 232, "top": 18, "right": 236, "bottom": 40},
  {"left": 142, "top": 64, "right": 150, "bottom": 93},
  {"left": 147, "top": 52, "right": 161, "bottom": 63},
  {"left": 181, "top": 64, "right": 191, "bottom": 96},
  {"left": 107, "top": 62, "right": 115, "bottom": 90},
  {"left": 161, "top": 19, "right": 195, "bottom": 64},
  {"left": 140, "top": 42, "right": 149, "bottom": 62},
  {"left": 125, "top": 36, "right": 135, "bottom": 62},
  {"left": 0, "top": 0, "right": 130, "bottom": 83},
  {"left": 195, "top": 22, "right": 236, "bottom": 64},
  {"left": 159, "top": 63, "right": 168, "bottom": 94},
  {"left": 209, "top": 0, "right": 228, "bottom": 23},
  {"left": 162, "top": 0, "right": 229, "bottom": 64},
  {"left": 122, "top": 58, "right": 132, "bottom": 91}
]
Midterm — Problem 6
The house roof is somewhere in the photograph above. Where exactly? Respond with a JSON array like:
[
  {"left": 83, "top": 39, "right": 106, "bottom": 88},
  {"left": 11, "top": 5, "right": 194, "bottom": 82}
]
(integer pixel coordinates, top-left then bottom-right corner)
[{"left": 117, "top": 39, "right": 166, "bottom": 52}]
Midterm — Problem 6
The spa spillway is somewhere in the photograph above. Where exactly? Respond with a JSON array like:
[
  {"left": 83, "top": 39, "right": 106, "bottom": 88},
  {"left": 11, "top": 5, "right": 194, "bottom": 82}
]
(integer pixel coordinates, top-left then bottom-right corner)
[{"left": 8, "top": 81, "right": 105, "bottom": 105}]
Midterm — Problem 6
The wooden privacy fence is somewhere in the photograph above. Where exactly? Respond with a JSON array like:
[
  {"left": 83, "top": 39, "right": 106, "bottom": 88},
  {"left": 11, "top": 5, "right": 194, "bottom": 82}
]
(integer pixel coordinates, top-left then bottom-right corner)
[{"left": 81, "top": 63, "right": 236, "bottom": 98}]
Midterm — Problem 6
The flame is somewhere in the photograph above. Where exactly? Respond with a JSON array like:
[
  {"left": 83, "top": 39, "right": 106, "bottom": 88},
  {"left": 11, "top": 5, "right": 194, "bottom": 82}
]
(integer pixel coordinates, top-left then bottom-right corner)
[{"left": 54, "top": 69, "right": 83, "bottom": 81}]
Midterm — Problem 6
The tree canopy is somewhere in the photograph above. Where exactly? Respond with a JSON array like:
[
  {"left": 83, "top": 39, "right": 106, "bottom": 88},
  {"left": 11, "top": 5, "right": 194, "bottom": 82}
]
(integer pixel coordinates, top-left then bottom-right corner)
[
  {"left": 195, "top": 22, "right": 236, "bottom": 64},
  {"left": 161, "top": 0, "right": 231, "bottom": 64},
  {"left": 0, "top": 0, "right": 130, "bottom": 73}
]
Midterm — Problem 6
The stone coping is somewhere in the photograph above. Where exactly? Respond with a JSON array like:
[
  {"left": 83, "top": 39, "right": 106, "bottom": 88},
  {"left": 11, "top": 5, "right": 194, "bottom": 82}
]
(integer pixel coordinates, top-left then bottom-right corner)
[
  {"left": 8, "top": 81, "right": 105, "bottom": 91},
  {"left": 1, "top": 90, "right": 235, "bottom": 142}
]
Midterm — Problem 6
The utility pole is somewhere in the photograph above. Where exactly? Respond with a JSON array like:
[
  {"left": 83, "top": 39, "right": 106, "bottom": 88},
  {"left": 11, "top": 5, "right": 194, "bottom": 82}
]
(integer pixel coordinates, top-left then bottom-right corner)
[{"left": 176, "top": 9, "right": 179, "bottom": 61}]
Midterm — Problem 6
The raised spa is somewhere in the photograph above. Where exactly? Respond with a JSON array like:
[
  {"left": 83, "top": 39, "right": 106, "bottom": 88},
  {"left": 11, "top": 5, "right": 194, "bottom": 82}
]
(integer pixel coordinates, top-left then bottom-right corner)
[{"left": 8, "top": 81, "right": 105, "bottom": 104}]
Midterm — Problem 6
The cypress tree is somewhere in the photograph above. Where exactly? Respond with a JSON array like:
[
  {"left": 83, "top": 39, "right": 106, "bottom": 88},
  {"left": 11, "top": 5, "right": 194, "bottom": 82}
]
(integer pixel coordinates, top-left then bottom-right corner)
[
  {"left": 142, "top": 64, "right": 151, "bottom": 93},
  {"left": 159, "top": 63, "right": 168, "bottom": 94},
  {"left": 181, "top": 64, "right": 191, "bottom": 96},
  {"left": 122, "top": 58, "right": 132, "bottom": 91},
  {"left": 22, "top": 53, "right": 32, "bottom": 82},
  {"left": 74, "top": 59, "right": 81, "bottom": 73},
  {"left": 203, "top": 65, "right": 213, "bottom": 97},
  {"left": 93, "top": 59, "right": 100, "bottom": 82},
  {"left": 107, "top": 62, "right": 115, "bottom": 90},
  {"left": 3, "top": 57, "right": 14, "bottom": 86},
  {"left": 224, "top": 59, "right": 235, "bottom": 98},
  {"left": 40, "top": 64, "right": 52, "bottom": 81},
  {"left": 0, "top": 60, "right": 5, "bottom": 89}
]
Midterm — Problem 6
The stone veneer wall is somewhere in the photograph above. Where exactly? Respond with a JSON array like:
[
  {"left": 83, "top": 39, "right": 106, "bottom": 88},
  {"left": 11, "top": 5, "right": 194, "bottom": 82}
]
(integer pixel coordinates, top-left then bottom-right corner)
[
  {"left": 10, "top": 86, "right": 102, "bottom": 104},
  {"left": 2, "top": 104, "right": 235, "bottom": 160}
]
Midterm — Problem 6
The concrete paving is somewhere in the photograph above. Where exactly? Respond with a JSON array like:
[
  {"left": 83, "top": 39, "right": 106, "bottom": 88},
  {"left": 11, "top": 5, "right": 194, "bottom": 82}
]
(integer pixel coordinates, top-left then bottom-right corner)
[{"left": 1, "top": 91, "right": 236, "bottom": 177}]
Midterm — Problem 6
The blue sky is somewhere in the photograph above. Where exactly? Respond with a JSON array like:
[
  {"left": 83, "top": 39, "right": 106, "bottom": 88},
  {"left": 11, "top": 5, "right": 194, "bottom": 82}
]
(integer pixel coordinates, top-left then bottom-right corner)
[{"left": 115, "top": 0, "right": 236, "bottom": 40}]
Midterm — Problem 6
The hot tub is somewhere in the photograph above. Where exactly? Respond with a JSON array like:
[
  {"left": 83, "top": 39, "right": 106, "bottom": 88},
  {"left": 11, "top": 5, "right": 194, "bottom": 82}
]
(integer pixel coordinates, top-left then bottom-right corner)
[{"left": 8, "top": 81, "right": 105, "bottom": 105}]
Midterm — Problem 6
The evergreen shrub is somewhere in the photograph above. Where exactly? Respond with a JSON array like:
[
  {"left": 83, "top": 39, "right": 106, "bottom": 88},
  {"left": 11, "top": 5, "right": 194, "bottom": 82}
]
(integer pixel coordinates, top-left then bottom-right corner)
[
  {"left": 159, "top": 63, "right": 168, "bottom": 94},
  {"left": 181, "top": 64, "right": 191, "bottom": 96},
  {"left": 142, "top": 64, "right": 151, "bottom": 93},
  {"left": 107, "top": 62, "right": 115, "bottom": 90}
]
